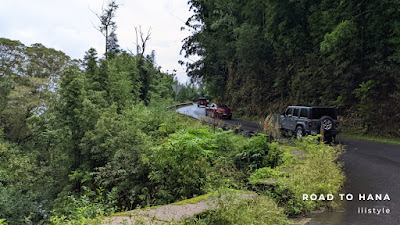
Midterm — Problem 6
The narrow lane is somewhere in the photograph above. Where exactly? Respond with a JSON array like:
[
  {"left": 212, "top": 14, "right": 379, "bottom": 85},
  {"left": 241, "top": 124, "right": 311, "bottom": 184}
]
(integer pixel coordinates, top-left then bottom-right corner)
[{"left": 177, "top": 104, "right": 400, "bottom": 225}]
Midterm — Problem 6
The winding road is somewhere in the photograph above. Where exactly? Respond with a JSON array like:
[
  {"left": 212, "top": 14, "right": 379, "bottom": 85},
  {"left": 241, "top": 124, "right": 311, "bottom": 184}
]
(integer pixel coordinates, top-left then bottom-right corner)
[
  {"left": 177, "top": 103, "right": 261, "bottom": 134},
  {"left": 177, "top": 104, "right": 400, "bottom": 225}
]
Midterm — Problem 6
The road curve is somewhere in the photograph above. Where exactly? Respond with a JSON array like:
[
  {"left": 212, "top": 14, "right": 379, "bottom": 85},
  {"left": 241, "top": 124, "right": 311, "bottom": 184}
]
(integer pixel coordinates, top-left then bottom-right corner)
[
  {"left": 176, "top": 103, "right": 261, "bottom": 133},
  {"left": 176, "top": 104, "right": 400, "bottom": 225}
]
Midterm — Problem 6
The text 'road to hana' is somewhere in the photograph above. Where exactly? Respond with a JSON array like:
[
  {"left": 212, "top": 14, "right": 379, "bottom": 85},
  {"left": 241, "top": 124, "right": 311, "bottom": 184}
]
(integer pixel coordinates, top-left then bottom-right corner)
[{"left": 303, "top": 193, "right": 391, "bottom": 201}]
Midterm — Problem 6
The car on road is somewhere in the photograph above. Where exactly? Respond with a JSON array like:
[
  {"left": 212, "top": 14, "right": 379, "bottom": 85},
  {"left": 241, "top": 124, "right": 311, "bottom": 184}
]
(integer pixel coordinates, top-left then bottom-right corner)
[
  {"left": 197, "top": 97, "right": 209, "bottom": 107},
  {"left": 206, "top": 103, "right": 232, "bottom": 119},
  {"left": 279, "top": 106, "right": 339, "bottom": 142}
]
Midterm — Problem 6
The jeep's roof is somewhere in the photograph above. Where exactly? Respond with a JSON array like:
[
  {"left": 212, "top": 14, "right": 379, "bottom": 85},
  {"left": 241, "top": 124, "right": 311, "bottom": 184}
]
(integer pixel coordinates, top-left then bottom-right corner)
[{"left": 287, "top": 106, "right": 335, "bottom": 109}]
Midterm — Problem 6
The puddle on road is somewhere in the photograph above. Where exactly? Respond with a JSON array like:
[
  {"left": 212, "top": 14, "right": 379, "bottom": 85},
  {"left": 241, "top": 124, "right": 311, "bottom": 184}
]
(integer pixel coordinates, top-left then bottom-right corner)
[
  {"left": 306, "top": 209, "right": 346, "bottom": 225},
  {"left": 303, "top": 193, "right": 348, "bottom": 225}
]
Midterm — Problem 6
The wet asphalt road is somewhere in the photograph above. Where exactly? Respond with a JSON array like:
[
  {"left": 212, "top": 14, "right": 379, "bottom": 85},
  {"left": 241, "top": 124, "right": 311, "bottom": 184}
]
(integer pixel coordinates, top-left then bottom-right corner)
[
  {"left": 308, "top": 138, "right": 400, "bottom": 225},
  {"left": 176, "top": 103, "right": 261, "bottom": 132},
  {"left": 177, "top": 104, "right": 400, "bottom": 225}
]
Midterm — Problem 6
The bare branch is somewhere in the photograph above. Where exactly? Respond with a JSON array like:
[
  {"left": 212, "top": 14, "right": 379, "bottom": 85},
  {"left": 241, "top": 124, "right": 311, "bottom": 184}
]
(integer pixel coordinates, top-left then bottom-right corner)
[{"left": 134, "top": 26, "right": 152, "bottom": 56}]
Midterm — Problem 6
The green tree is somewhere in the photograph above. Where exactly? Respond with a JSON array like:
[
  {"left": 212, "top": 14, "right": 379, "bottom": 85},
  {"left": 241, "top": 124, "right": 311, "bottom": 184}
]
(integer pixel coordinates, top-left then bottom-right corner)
[{"left": 0, "top": 39, "right": 70, "bottom": 142}]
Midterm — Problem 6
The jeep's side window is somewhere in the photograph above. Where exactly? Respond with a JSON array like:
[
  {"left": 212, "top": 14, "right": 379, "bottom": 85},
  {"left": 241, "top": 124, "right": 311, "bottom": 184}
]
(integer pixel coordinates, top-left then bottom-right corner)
[
  {"left": 285, "top": 108, "right": 292, "bottom": 116},
  {"left": 300, "top": 109, "right": 308, "bottom": 118},
  {"left": 293, "top": 108, "right": 300, "bottom": 117}
]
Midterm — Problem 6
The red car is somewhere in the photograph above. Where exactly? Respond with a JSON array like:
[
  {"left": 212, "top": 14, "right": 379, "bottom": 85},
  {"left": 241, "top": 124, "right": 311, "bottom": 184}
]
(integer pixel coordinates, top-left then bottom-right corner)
[{"left": 205, "top": 103, "right": 232, "bottom": 119}]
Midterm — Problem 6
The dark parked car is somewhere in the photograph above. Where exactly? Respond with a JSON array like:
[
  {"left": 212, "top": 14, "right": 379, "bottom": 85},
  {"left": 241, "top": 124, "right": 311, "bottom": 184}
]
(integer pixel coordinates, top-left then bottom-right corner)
[
  {"left": 197, "top": 97, "right": 209, "bottom": 107},
  {"left": 206, "top": 103, "right": 232, "bottom": 119},
  {"left": 280, "top": 106, "right": 339, "bottom": 142}
]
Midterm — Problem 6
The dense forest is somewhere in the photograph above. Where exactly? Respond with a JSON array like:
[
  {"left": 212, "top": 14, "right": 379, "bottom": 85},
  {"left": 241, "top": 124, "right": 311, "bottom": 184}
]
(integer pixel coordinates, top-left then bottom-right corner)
[
  {"left": 0, "top": 2, "right": 183, "bottom": 222},
  {"left": 181, "top": 0, "right": 400, "bottom": 136},
  {"left": 0, "top": 35, "right": 180, "bottom": 223}
]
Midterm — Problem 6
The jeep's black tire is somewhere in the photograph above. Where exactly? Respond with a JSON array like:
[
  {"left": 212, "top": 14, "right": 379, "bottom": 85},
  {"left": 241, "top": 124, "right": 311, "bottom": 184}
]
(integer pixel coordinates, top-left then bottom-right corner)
[
  {"left": 280, "top": 129, "right": 287, "bottom": 137},
  {"left": 296, "top": 126, "right": 305, "bottom": 139},
  {"left": 331, "top": 134, "right": 336, "bottom": 144},
  {"left": 325, "top": 135, "right": 333, "bottom": 143},
  {"left": 320, "top": 116, "right": 334, "bottom": 131}
]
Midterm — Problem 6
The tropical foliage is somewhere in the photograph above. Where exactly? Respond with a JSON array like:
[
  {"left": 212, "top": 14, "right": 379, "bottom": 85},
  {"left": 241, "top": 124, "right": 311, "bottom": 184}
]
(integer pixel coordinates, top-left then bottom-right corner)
[{"left": 181, "top": 0, "right": 400, "bottom": 136}]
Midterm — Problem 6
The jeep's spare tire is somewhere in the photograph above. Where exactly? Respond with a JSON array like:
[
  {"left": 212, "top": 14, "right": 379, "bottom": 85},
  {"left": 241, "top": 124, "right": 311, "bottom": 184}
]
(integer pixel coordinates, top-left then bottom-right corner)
[{"left": 320, "top": 116, "right": 333, "bottom": 131}]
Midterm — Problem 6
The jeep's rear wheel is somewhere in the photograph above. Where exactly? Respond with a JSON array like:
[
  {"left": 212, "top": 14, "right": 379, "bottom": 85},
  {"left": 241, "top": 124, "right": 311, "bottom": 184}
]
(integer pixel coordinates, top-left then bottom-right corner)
[
  {"left": 296, "top": 126, "right": 304, "bottom": 139},
  {"left": 320, "top": 116, "right": 334, "bottom": 131}
]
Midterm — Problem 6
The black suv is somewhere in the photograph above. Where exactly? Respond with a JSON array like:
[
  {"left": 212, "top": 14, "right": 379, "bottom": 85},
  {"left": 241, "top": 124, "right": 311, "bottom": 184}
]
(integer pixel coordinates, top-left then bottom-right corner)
[
  {"left": 280, "top": 106, "right": 339, "bottom": 142},
  {"left": 197, "top": 97, "right": 209, "bottom": 107}
]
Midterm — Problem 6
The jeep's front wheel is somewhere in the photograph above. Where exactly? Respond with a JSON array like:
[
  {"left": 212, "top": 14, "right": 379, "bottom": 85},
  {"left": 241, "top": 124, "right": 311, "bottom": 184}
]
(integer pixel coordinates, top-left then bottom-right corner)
[
  {"left": 280, "top": 129, "right": 287, "bottom": 137},
  {"left": 296, "top": 126, "right": 304, "bottom": 139}
]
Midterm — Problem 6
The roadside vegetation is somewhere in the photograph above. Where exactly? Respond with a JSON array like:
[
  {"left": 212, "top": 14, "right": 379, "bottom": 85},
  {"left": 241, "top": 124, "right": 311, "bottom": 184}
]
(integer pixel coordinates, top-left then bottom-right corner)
[{"left": 339, "top": 132, "right": 400, "bottom": 146}]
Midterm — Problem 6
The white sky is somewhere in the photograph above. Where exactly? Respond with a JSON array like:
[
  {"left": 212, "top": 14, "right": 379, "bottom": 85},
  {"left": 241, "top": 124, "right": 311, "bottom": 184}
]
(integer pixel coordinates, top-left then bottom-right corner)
[{"left": 0, "top": 0, "right": 195, "bottom": 83}]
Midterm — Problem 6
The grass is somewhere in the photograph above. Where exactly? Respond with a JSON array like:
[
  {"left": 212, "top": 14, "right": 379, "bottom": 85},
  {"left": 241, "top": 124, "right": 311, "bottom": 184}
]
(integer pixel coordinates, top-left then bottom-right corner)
[
  {"left": 179, "top": 194, "right": 288, "bottom": 225},
  {"left": 339, "top": 132, "right": 400, "bottom": 145},
  {"left": 248, "top": 136, "right": 345, "bottom": 215},
  {"left": 170, "top": 193, "right": 212, "bottom": 205}
]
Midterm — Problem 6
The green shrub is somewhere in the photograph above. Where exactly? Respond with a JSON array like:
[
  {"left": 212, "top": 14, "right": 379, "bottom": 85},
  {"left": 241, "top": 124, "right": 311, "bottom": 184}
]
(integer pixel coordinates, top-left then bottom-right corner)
[
  {"left": 269, "top": 136, "right": 344, "bottom": 215},
  {"left": 0, "top": 135, "right": 56, "bottom": 224},
  {"left": 50, "top": 186, "right": 118, "bottom": 224},
  {"left": 182, "top": 192, "right": 288, "bottom": 225},
  {"left": 249, "top": 167, "right": 287, "bottom": 182},
  {"left": 145, "top": 128, "right": 243, "bottom": 205},
  {"left": 234, "top": 134, "right": 283, "bottom": 171}
]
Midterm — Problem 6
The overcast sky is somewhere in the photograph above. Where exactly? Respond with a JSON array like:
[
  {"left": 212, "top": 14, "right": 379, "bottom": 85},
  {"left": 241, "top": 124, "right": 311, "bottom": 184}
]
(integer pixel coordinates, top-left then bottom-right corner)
[{"left": 0, "top": 0, "right": 195, "bottom": 83}]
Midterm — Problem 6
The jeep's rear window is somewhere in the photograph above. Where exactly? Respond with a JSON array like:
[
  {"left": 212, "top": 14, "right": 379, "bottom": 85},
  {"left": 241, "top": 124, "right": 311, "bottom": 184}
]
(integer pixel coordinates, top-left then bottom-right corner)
[
  {"left": 310, "top": 108, "right": 337, "bottom": 119},
  {"left": 217, "top": 104, "right": 228, "bottom": 108}
]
